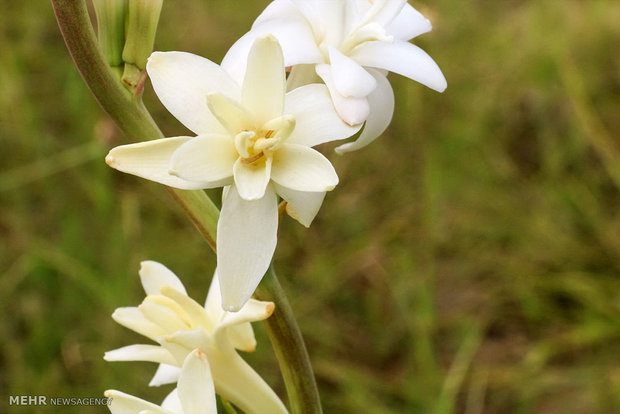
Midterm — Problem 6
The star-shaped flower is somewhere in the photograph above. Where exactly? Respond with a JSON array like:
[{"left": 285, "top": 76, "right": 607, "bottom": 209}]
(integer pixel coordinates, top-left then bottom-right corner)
[
  {"left": 104, "top": 261, "right": 287, "bottom": 414},
  {"left": 223, "top": 0, "right": 447, "bottom": 153},
  {"left": 106, "top": 36, "right": 360, "bottom": 310},
  {"left": 105, "top": 349, "right": 218, "bottom": 414}
]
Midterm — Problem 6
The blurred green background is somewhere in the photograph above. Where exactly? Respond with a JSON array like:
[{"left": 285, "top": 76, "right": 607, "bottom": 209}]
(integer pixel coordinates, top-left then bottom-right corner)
[{"left": 1, "top": 1, "right": 619, "bottom": 413}]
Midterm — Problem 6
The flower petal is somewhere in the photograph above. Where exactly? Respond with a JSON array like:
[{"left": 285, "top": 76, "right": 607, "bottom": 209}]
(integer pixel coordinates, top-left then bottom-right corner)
[
  {"left": 205, "top": 93, "right": 254, "bottom": 135},
  {"left": 111, "top": 307, "right": 167, "bottom": 341},
  {"left": 139, "top": 261, "right": 187, "bottom": 296},
  {"left": 273, "top": 183, "right": 326, "bottom": 227},
  {"left": 204, "top": 269, "right": 225, "bottom": 321},
  {"left": 149, "top": 364, "right": 181, "bottom": 387},
  {"left": 104, "top": 344, "right": 177, "bottom": 365},
  {"left": 222, "top": 19, "right": 322, "bottom": 85},
  {"left": 291, "top": 0, "right": 346, "bottom": 45},
  {"left": 217, "top": 184, "right": 278, "bottom": 311},
  {"left": 104, "top": 390, "right": 170, "bottom": 414},
  {"left": 271, "top": 144, "right": 338, "bottom": 192},
  {"left": 316, "top": 64, "right": 369, "bottom": 125},
  {"left": 147, "top": 51, "right": 240, "bottom": 135},
  {"left": 233, "top": 157, "right": 272, "bottom": 201},
  {"left": 350, "top": 40, "right": 447, "bottom": 92},
  {"left": 215, "top": 300, "right": 274, "bottom": 345},
  {"left": 363, "top": 0, "right": 407, "bottom": 27},
  {"left": 387, "top": 3, "right": 432, "bottom": 41},
  {"left": 242, "top": 35, "right": 286, "bottom": 125},
  {"left": 160, "top": 389, "right": 182, "bottom": 413},
  {"left": 227, "top": 322, "right": 258, "bottom": 352},
  {"left": 178, "top": 350, "right": 218, "bottom": 414},
  {"left": 254, "top": 0, "right": 303, "bottom": 25},
  {"left": 328, "top": 47, "right": 377, "bottom": 98},
  {"left": 139, "top": 300, "right": 188, "bottom": 333},
  {"left": 336, "top": 69, "right": 394, "bottom": 153},
  {"left": 160, "top": 286, "right": 213, "bottom": 331},
  {"left": 169, "top": 134, "right": 236, "bottom": 185},
  {"left": 106, "top": 138, "right": 210, "bottom": 190},
  {"left": 204, "top": 271, "right": 259, "bottom": 352},
  {"left": 285, "top": 84, "right": 361, "bottom": 147}
]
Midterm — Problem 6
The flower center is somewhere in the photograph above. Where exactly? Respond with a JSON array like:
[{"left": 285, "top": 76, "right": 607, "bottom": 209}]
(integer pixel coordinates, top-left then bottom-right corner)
[{"left": 234, "top": 114, "right": 296, "bottom": 164}]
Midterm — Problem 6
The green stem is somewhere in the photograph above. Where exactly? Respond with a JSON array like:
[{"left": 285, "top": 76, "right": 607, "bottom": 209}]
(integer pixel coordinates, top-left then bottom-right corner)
[
  {"left": 255, "top": 266, "right": 322, "bottom": 414},
  {"left": 51, "top": 0, "right": 321, "bottom": 412}
]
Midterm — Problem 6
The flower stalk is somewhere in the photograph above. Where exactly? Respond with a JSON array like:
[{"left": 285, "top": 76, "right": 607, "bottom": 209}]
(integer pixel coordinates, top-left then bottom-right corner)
[
  {"left": 255, "top": 266, "right": 322, "bottom": 414},
  {"left": 51, "top": 0, "right": 322, "bottom": 412}
]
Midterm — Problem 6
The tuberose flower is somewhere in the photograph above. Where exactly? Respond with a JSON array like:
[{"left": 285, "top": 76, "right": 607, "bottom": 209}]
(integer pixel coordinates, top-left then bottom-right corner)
[
  {"left": 106, "top": 35, "right": 360, "bottom": 310},
  {"left": 222, "top": 0, "right": 447, "bottom": 153},
  {"left": 104, "top": 261, "right": 288, "bottom": 414},
  {"left": 105, "top": 349, "right": 218, "bottom": 414}
]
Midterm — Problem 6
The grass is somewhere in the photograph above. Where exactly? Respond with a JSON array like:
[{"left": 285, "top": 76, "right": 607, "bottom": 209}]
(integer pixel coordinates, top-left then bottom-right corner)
[{"left": 1, "top": 0, "right": 619, "bottom": 413}]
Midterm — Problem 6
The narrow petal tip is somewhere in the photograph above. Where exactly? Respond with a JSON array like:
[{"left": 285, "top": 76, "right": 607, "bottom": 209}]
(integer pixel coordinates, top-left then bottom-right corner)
[
  {"left": 265, "top": 302, "right": 275, "bottom": 317},
  {"left": 105, "top": 154, "right": 116, "bottom": 167},
  {"left": 257, "top": 33, "right": 278, "bottom": 43}
]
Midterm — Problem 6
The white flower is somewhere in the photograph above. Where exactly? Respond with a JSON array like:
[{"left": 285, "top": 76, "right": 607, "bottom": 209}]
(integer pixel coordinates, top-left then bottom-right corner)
[
  {"left": 222, "top": 0, "right": 447, "bottom": 153},
  {"left": 105, "top": 349, "right": 218, "bottom": 414},
  {"left": 104, "top": 261, "right": 288, "bottom": 414},
  {"left": 106, "top": 35, "right": 360, "bottom": 311}
]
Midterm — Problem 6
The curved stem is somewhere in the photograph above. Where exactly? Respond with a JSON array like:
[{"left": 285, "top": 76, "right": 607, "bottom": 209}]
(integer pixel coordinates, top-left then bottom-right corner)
[
  {"left": 51, "top": 1, "right": 322, "bottom": 411},
  {"left": 255, "top": 266, "right": 322, "bottom": 414}
]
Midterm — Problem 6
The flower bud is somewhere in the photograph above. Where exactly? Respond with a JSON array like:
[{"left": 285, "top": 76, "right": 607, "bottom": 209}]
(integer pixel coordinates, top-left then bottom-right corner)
[
  {"left": 122, "top": 0, "right": 163, "bottom": 70},
  {"left": 92, "top": 0, "right": 128, "bottom": 69}
]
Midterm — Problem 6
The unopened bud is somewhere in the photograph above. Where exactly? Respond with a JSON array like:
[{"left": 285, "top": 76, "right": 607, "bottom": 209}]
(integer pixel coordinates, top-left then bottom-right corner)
[
  {"left": 92, "top": 0, "right": 128, "bottom": 69},
  {"left": 122, "top": 0, "right": 164, "bottom": 70}
]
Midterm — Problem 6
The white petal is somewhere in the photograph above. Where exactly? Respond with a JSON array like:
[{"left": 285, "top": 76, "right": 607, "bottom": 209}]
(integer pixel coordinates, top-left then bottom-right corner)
[
  {"left": 111, "top": 307, "right": 167, "bottom": 341},
  {"left": 217, "top": 185, "right": 278, "bottom": 311},
  {"left": 233, "top": 157, "right": 272, "bottom": 201},
  {"left": 139, "top": 261, "right": 187, "bottom": 296},
  {"left": 286, "top": 64, "right": 321, "bottom": 91},
  {"left": 285, "top": 84, "right": 361, "bottom": 147},
  {"left": 271, "top": 144, "right": 338, "bottom": 192},
  {"left": 316, "top": 64, "right": 369, "bottom": 125},
  {"left": 160, "top": 286, "right": 213, "bottom": 330},
  {"left": 227, "top": 322, "right": 258, "bottom": 352},
  {"left": 254, "top": 0, "right": 302, "bottom": 25},
  {"left": 104, "top": 344, "right": 177, "bottom": 365},
  {"left": 351, "top": 41, "right": 447, "bottom": 92},
  {"left": 104, "top": 390, "right": 170, "bottom": 414},
  {"left": 242, "top": 35, "right": 286, "bottom": 124},
  {"left": 160, "top": 389, "right": 182, "bottom": 413},
  {"left": 204, "top": 270, "right": 225, "bottom": 322},
  {"left": 205, "top": 272, "right": 259, "bottom": 352},
  {"left": 205, "top": 93, "right": 254, "bottom": 134},
  {"left": 336, "top": 69, "right": 394, "bottom": 153},
  {"left": 221, "top": 19, "right": 322, "bottom": 85},
  {"left": 215, "top": 300, "right": 274, "bottom": 346},
  {"left": 139, "top": 300, "right": 188, "bottom": 333},
  {"left": 106, "top": 138, "right": 209, "bottom": 190},
  {"left": 329, "top": 47, "right": 377, "bottom": 98},
  {"left": 291, "top": 0, "right": 346, "bottom": 45},
  {"left": 160, "top": 330, "right": 210, "bottom": 365},
  {"left": 147, "top": 51, "right": 240, "bottom": 135},
  {"left": 364, "top": 0, "right": 407, "bottom": 27},
  {"left": 169, "top": 134, "right": 236, "bottom": 185},
  {"left": 387, "top": 3, "right": 432, "bottom": 41},
  {"left": 178, "top": 350, "right": 218, "bottom": 414},
  {"left": 273, "top": 183, "right": 326, "bottom": 227},
  {"left": 149, "top": 364, "right": 181, "bottom": 387}
]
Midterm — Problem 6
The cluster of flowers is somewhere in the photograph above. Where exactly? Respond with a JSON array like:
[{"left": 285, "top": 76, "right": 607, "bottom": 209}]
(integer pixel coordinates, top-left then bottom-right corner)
[{"left": 103, "top": 0, "right": 445, "bottom": 412}]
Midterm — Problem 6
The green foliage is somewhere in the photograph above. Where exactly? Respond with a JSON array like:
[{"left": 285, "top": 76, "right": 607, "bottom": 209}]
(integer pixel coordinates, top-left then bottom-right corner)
[{"left": 1, "top": 1, "right": 619, "bottom": 413}]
